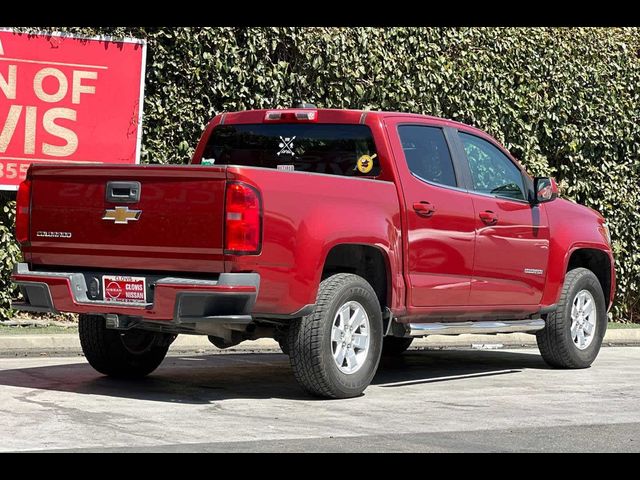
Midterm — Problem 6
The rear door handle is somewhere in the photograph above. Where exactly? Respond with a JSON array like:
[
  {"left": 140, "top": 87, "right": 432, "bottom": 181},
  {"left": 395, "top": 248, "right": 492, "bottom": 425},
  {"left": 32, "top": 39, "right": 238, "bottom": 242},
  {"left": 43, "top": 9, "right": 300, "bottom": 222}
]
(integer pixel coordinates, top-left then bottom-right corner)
[
  {"left": 413, "top": 201, "right": 436, "bottom": 217},
  {"left": 479, "top": 210, "right": 498, "bottom": 225}
]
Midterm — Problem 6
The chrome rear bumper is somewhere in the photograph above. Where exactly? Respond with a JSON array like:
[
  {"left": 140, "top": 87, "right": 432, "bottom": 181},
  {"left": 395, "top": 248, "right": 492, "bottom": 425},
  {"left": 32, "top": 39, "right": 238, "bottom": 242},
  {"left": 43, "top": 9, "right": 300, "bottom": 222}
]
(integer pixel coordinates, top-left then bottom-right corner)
[{"left": 11, "top": 263, "right": 259, "bottom": 327}]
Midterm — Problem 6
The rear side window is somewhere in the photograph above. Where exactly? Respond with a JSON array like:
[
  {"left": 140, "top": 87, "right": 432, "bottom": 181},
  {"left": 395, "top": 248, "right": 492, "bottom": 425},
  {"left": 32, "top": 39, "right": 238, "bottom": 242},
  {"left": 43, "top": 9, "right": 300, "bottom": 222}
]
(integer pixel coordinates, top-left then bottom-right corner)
[
  {"left": 397, "top": 125, "right": 457, "bottom": 188},
  {"left": 203, "top": 124, "right": 380, "bottom": 177}
]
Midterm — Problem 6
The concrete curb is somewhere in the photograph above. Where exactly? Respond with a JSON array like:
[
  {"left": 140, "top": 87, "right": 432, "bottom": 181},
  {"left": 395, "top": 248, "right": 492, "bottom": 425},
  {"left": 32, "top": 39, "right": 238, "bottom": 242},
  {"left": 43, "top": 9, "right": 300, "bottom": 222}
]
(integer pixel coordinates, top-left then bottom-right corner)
[{"left": 1, "top": 328, "right": 639, "bottom": 356}]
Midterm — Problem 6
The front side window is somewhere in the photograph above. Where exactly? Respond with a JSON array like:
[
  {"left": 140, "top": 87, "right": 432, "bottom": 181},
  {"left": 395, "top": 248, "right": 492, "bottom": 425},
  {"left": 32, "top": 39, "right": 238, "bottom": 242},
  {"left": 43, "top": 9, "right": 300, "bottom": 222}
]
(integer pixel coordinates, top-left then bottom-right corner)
[
  {"left": 459, "top": 132, "right": 525, "bottom": 201},
  {"left": 203, "top": 124, "right": 380, "bottom": 177},
  {"left": 397, "top": 125, "right": 457, "bottom": 188}
]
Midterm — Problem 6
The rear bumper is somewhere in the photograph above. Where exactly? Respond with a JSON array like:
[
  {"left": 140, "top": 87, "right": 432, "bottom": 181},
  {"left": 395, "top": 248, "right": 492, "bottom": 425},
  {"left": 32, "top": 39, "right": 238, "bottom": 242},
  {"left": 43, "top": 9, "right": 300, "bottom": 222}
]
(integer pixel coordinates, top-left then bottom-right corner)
[{"left": 11, "top": 263, "right": 259, "bottom": 325}]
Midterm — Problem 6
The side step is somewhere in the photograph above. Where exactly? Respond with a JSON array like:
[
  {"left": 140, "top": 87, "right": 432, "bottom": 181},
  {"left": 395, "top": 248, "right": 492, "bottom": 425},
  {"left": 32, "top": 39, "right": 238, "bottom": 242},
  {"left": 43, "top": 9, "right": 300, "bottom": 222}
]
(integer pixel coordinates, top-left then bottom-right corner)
[{"left": 408, "top": 319, "right": 545, "bottom": 337}]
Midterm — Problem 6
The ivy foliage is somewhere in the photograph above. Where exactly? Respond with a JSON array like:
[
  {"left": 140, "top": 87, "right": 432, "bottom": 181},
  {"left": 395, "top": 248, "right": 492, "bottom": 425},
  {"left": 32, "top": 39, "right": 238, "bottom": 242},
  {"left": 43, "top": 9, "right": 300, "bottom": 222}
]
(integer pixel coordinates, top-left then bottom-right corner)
[{"left": 1, "top": 27, "right": 639, "bottom": 320}]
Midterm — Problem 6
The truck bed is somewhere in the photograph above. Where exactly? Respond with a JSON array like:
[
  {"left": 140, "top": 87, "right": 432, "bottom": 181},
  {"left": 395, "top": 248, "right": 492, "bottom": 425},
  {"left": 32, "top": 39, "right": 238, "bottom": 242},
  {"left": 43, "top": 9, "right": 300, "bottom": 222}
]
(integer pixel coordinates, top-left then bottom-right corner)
[{"left": 22, "top": 162, "right": 402, "bottom": 316}]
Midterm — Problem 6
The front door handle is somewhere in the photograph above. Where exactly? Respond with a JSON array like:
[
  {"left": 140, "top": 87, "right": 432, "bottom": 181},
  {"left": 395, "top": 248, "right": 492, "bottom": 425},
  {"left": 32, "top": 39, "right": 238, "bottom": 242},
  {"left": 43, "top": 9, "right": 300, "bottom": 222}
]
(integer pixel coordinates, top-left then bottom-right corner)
[
  {"left": 413, "top": 201, "right": 436, "bottom": 217},
  {"left": 479, "top": 210, "right": 498, "bottom": 225}
]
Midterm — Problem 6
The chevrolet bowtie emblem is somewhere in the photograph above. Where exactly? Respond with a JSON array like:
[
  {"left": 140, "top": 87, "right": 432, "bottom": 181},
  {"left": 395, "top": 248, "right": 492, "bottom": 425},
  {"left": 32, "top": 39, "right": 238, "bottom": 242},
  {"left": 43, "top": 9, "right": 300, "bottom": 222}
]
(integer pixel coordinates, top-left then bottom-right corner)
[{"left": 102, "top": 206, "right": 142, "bottom": 224}]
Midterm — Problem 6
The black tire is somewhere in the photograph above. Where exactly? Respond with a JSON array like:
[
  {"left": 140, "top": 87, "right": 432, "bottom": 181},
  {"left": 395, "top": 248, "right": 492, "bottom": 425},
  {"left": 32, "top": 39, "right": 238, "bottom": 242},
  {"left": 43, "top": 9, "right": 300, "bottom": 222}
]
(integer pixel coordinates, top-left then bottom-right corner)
[
  {"left": 277, "top": 338, "right": 290, "bottom": 356},
  {"left": 382, "top": 336, "right": 414, "bottom": 356},
  {"left": 78, "top": 314, "right": 173, "bottom": 378},
  {"left": 288, "top": 273, "right": 383, "bottom": 399},
  {"left": 536, "top": 268, "right": 607, "bottom": 369},
  {"left": 274, "top": 327, "right": 290, "bottom": 355}
]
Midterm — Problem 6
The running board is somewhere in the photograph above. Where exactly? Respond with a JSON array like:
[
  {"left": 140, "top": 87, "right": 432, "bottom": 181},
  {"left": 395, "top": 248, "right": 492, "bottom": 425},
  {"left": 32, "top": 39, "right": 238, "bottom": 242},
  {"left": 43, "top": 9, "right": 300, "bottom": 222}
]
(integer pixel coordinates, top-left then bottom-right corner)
[{"left": 408, "top": 319, "right": 545, "bottom": 337}]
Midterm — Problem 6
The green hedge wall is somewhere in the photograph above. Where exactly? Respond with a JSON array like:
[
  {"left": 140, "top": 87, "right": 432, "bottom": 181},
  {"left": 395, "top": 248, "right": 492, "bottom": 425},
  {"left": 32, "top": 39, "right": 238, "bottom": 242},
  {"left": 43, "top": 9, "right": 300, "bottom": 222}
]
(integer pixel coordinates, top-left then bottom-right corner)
[{"left": 2, "top": 27, "right": 639, "bottom": 321}]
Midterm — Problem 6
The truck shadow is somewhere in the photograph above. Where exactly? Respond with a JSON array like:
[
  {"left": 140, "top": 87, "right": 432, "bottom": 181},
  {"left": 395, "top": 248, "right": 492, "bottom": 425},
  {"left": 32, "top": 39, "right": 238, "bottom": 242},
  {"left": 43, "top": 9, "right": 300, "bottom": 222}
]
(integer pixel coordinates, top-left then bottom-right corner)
[
  {"left": 0, "top": 349, "right": 550, "bottom": 403},
  {"left": 374, "top": 349, "right": 548, "bottom": 387},
  {"left": 0, "top": 350, "right": 547, "bottom": 404}
]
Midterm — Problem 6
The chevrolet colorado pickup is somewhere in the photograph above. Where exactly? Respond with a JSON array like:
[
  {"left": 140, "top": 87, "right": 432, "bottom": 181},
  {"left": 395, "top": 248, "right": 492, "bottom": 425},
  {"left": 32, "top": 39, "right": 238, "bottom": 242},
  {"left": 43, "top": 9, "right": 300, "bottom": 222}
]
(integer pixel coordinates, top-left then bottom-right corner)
[{"left": 11, "top": 107, "right": 615, "bottom": 399}]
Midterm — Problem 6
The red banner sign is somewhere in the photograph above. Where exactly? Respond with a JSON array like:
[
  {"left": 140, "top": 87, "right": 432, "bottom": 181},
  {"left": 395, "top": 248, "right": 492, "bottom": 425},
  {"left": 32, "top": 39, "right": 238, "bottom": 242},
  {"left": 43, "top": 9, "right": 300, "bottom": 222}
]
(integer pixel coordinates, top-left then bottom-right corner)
[{"left": 0, "top": 30, "right": 146, "bottom": 189}]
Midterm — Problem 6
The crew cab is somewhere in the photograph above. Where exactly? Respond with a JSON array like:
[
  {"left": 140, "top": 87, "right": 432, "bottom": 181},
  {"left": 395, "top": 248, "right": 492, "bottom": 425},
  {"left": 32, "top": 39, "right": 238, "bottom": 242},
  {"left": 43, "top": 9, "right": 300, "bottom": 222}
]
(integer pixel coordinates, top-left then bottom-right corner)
[{"left": 12, "top": 107, "right": 615, "bottom": 398}]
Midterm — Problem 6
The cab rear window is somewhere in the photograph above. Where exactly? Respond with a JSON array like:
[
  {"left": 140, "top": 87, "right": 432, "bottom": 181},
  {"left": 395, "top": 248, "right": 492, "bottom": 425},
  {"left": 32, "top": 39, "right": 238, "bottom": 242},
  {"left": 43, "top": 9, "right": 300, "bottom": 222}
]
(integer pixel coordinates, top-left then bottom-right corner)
[{"left": 202, "top": 124, "right": 380, "bottom": 177}]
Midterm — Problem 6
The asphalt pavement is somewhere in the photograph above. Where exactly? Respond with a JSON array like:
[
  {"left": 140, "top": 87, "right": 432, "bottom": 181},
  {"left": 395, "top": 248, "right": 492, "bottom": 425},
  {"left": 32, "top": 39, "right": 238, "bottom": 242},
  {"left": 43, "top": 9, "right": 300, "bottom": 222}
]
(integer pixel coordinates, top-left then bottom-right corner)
[{"left": 0, "top": 345, "right": 638, "bottom": 452}]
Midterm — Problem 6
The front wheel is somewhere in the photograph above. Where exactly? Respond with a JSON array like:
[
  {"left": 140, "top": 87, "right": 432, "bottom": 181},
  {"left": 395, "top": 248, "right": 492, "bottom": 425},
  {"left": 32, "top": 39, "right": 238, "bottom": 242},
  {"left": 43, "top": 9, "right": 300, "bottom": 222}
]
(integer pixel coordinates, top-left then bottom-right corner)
[
  {"left": 288, "top": 274, "right": 383, "bottom": 399},
  {"left": 536, "top": 268, "right": 607, "bottom": 369},
  {"left": 79, "top": 314, "right": 174, "bottom": 378}
]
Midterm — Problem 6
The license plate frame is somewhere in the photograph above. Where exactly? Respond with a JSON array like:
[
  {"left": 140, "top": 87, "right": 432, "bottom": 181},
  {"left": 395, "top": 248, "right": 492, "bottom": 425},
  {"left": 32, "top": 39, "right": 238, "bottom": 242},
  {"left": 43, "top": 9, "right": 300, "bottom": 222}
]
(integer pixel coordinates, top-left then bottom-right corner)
[{"left": 102, "top": 275, "right": 147, "bottom": 304}]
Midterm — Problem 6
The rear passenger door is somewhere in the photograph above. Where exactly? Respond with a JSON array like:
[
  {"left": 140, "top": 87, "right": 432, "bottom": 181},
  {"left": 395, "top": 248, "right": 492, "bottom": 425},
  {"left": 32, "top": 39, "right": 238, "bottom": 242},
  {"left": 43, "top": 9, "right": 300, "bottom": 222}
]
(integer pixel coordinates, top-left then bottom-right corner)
[
  {"left": 454, "top": 131, "right": 550, "bottom": 305},
  {"left": 386, "top": 118, "right": 476, "bottom": 307}
]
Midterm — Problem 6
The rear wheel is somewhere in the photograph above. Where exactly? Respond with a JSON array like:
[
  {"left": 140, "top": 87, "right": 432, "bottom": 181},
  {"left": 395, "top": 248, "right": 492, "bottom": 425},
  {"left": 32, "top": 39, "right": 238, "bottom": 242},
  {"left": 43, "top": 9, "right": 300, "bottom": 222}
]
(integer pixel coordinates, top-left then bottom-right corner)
[
  {"left": 79, "top": 314, "right": 174, "bottom": 378},
  {"left": 536, "top": 268, "right": 607, "bottom": 369},
  {"left": 382, "top": 336, "right": 414, "bottom": 356},
  {"left": 288, "top": 274, "right": 383, "bottom": 399},
  {"left": 274, "top": 327, "right": 290, "bottom": 355}
]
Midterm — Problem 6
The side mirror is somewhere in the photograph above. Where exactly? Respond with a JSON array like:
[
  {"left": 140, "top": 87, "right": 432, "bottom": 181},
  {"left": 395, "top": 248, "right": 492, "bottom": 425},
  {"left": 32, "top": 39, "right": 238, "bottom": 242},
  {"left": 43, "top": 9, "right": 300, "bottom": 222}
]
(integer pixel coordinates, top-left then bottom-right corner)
[{"left": 533, "top": 177, "right": 558, "bottom": 204}]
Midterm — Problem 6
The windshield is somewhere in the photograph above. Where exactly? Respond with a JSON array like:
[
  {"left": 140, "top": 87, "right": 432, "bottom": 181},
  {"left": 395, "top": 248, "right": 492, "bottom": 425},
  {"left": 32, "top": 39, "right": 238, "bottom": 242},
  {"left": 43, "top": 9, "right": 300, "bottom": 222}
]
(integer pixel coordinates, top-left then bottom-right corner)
[{"left": 202, "top": 124, "right": 380, "bottom": 177}]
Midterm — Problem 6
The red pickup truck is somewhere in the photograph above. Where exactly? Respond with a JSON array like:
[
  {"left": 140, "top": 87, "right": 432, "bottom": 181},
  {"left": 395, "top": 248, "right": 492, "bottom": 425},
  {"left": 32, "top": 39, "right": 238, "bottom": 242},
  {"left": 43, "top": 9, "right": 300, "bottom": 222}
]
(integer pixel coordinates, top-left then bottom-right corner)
[{"left": 12, "top": 107, "right": 615, "bottom": 398}]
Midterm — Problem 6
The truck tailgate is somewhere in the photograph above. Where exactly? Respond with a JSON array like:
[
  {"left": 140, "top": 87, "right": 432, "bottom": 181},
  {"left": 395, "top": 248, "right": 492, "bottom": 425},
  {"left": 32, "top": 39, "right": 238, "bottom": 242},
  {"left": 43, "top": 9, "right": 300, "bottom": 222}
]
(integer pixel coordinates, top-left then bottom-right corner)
[{"left": 26, "top": 164, "right": 227, "bottom": 273}]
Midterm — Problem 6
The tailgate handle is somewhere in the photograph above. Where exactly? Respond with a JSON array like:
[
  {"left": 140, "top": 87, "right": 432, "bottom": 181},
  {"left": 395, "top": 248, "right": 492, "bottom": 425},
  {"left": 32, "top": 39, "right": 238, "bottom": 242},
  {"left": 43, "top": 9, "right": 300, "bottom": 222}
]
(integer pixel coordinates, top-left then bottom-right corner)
[{"left": 106, "top": 181, "right": 141, "bottom": 203}]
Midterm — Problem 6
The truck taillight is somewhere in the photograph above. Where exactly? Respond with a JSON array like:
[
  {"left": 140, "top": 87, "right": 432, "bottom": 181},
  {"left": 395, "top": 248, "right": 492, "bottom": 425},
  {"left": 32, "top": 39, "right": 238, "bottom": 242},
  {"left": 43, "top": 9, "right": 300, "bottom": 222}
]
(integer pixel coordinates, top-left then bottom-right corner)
[
  {"left": 224, "top": 182, "right": 262, "bottom": 255},
  {"left": 15, "top": 178, "right": 31, "bottom": 245}
]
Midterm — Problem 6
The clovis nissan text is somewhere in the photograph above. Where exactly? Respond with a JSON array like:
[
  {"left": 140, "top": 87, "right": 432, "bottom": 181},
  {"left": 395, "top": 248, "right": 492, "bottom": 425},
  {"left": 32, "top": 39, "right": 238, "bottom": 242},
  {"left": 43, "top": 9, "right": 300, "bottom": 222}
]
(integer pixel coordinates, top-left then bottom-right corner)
[{"left": 11, "top": 107, "right": 615, "bottom": 398}]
